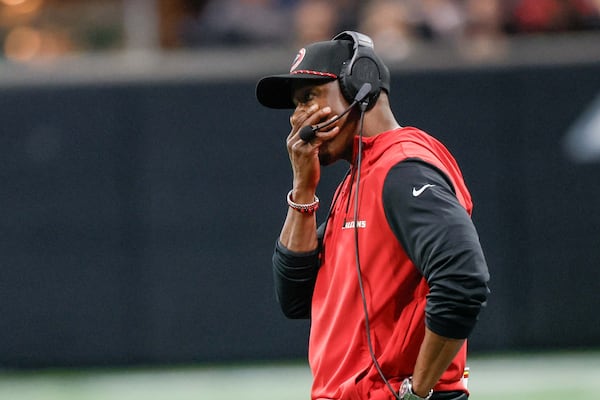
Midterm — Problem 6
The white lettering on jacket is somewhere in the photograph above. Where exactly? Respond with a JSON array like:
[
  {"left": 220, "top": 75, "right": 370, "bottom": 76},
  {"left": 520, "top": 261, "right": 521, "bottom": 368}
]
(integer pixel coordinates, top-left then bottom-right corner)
[{"left": 342, "top": 220, "right": 367, "bottom": 229}]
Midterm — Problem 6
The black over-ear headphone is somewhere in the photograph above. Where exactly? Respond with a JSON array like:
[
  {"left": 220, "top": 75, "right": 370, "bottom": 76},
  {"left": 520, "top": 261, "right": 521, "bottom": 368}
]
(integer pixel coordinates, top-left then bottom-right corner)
[{"left": 333, "top": 31, "right": 389, "bottom": 111}]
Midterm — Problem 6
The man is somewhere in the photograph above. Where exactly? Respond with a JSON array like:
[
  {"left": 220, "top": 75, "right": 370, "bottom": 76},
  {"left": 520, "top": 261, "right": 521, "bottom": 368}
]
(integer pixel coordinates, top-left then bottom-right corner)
[{"left": 256, "top": 31, "right": 490, "bottom": 400}]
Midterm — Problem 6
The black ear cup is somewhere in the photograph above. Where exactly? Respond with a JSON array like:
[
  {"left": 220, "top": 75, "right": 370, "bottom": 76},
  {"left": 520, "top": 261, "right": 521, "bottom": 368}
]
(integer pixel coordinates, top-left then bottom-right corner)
[
  {"left": 339, "top": 57, "right": 382, "bottom": 110},
  {"left": 334, "top": 31, "right": 384, "bottom": 111}
]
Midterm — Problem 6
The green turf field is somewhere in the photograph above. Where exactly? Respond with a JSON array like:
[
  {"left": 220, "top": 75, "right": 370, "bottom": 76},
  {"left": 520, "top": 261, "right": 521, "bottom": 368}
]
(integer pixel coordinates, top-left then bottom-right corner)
[{"left": 0, "top": 351, "right": 598, "bottom": 399}]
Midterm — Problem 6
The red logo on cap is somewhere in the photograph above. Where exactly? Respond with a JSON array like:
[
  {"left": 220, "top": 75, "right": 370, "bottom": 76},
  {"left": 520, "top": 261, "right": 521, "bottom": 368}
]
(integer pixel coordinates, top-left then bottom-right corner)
[{"left": 290, "top": 48, "right": 306, "bottom": 72}]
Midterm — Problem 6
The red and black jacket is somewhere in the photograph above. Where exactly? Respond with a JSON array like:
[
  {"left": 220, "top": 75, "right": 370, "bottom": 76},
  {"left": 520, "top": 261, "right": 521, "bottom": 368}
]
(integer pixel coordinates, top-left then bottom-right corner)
[{"left": 273, "top": 127, "right": 490, "bottom": 400}]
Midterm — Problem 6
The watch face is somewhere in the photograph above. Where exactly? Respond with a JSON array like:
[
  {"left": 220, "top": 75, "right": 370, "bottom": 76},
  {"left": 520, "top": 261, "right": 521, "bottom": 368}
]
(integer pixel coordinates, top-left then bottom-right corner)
[
  {"left": 399, "top": 379, "right": 411, "bottom": 399},
  {"left": 399, "top": 378, "right": 431, "bottom": 400}
]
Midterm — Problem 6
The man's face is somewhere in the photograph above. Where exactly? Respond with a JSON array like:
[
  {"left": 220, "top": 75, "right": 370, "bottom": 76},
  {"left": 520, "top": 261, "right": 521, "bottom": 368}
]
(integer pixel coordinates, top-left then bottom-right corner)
[{"left": 291, "top": 80, "right": 358, "bottom": 164}]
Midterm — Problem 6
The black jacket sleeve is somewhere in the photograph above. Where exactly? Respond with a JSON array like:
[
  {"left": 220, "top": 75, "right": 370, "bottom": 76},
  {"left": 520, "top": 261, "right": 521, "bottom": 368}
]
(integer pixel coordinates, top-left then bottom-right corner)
[
  {"left": 382, "top": 159, "right": 490, "bottom": 339},
  {"left": 271, "top": 223, "right": 325, "bottom": 319}
]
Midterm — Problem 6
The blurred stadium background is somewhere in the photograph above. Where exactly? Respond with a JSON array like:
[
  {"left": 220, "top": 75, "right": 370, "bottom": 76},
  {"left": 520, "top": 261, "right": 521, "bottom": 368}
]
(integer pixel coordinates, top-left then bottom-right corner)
[{"left": 1, "top": 1, "right": 599, "bottom": 399}]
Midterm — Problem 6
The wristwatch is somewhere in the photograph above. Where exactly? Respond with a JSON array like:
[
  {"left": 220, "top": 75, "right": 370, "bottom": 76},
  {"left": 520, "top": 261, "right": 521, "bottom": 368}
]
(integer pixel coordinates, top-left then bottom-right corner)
[{"left": 398, "top": 377, "right": 433, "bottom": 400}]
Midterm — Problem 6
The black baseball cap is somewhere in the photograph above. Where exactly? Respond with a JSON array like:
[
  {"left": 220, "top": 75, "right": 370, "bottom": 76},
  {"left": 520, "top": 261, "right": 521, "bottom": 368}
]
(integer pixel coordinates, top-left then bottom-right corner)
[{"left": 256, "top": 39, "right": 354, "bottom": 109}]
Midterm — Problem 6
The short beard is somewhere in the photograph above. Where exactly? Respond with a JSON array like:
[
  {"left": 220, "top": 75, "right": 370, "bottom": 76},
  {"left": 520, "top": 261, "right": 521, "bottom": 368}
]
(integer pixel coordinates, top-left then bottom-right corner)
[{"left": 318, "top": 152, "right": 334, "bottom": 166}]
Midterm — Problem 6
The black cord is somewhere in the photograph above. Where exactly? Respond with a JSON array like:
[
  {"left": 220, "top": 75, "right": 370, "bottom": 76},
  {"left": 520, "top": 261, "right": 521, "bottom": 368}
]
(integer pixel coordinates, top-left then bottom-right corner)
[{"left": 353, "top": 101, "right": 400, "bottom": 399}]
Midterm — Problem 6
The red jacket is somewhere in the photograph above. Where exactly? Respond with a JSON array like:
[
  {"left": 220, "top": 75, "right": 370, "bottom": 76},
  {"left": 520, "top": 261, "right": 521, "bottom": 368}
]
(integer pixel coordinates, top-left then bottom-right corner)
[{"left": 309, "top": 127, "right": 472, "bottom": 400}]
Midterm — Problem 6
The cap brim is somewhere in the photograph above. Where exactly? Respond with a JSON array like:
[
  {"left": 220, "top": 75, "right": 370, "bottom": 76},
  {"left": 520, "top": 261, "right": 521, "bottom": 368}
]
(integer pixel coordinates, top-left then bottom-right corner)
[{"left": 256, "top": 74, "right": 335, "bottom": 109}]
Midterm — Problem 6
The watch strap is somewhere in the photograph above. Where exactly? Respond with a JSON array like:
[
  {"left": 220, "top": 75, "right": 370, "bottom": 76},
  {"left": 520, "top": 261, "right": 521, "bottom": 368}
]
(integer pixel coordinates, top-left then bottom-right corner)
[{"left": 398, "top": 377, "right": 433, "bottom": 400}]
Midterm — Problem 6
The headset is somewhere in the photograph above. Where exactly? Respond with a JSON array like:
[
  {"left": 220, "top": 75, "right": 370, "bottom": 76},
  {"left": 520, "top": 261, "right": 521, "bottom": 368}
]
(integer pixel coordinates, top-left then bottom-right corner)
[
  {"left": 299, "top": 31, "right": 398, "bottom": 398},
  {"left": 334, "top": 31, "right": 401, "bottom": 400},
  {"left": 333, "top": 31, "right": 389, "bottom": 112},
  {"left": 299, "top": 31, "right": 390, "bottom": 142}
]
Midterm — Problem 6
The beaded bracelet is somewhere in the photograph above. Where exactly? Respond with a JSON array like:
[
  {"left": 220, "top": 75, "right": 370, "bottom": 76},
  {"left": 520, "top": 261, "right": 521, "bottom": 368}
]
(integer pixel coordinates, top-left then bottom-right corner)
[{"left": 287, "top": 190, "right": 320, "bottom": 214}]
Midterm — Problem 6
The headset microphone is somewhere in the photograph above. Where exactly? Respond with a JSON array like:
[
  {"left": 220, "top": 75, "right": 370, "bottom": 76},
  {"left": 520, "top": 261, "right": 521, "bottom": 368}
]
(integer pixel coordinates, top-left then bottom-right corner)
[{"left": 299, "top": 82, "right": 372, "bottom": 142}]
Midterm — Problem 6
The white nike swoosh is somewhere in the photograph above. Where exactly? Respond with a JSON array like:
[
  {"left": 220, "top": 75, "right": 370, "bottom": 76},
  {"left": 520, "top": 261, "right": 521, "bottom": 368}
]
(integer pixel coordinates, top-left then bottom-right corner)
[{"left": 412, "top": 184, "right": 436, "bottom": 197}]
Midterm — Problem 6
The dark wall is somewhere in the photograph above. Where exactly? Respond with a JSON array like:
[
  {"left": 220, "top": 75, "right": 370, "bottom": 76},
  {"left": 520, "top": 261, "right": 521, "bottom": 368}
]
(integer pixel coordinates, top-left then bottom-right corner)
[{"left": 0, "top": 62, "right": 599, "bottom": 368}]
